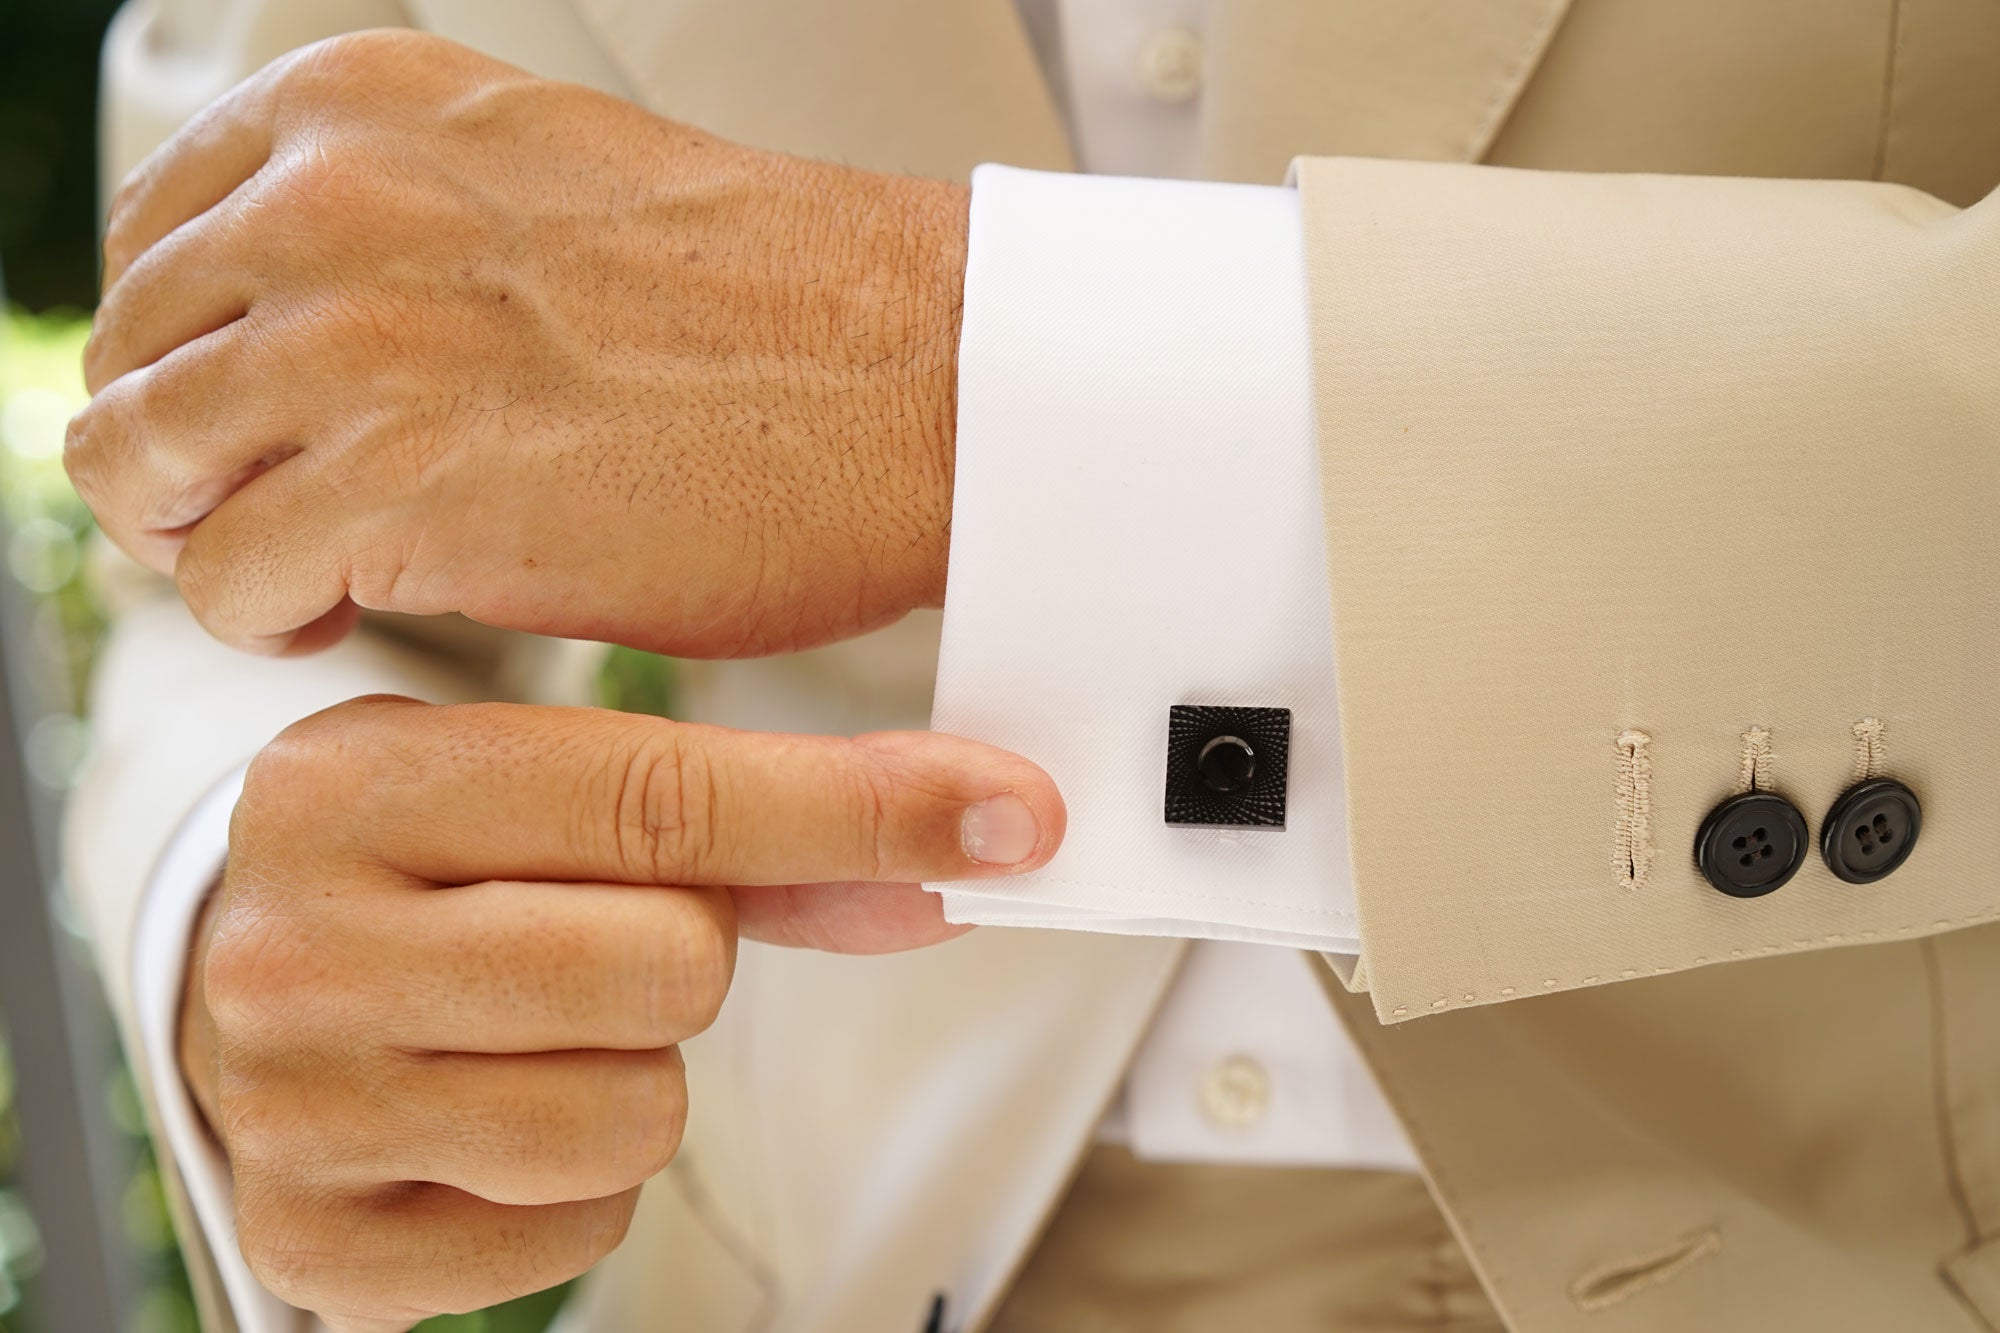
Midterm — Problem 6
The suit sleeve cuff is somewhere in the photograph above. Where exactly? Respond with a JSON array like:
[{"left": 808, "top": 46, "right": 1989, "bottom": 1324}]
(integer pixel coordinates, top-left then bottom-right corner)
[{"left": 927, "top": 164, "right": 1358, "bottom": 951}]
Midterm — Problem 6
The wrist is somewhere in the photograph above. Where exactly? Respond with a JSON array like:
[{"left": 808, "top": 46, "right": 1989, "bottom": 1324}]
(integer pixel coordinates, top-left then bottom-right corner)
[
  {"left": 899, "top": 177, "right": 968, "bottom": 610},
  {"left": 836, "top": 168, "right": 965, "bottom": 615}
]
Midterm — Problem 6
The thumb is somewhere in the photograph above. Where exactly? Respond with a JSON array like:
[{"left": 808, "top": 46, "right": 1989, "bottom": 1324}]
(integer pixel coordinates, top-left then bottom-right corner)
[{"left": 724, "top": 728, "right": 1066, "bottom": 955}]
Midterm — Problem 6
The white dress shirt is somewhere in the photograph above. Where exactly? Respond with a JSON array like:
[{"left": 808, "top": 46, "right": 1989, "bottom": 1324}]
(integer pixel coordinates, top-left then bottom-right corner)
[
  {"left": 127, "top": 4, "right": 1417, "bottom": 1327},
  {"left": 938, "top": 2, "right": 1412, "bottom": 1170}
]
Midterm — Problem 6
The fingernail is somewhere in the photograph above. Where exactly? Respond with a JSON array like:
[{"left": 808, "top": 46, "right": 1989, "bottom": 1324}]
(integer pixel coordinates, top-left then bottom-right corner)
[{"left": 961, "top": 793, "right": 1040, "bottom": 867}]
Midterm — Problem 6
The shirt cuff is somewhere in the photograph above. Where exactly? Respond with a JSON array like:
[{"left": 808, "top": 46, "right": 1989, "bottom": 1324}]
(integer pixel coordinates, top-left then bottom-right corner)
[
  {"left": 132, "top": 766, "right": 317, "bottom": 1333},
  {"left": 927, "top": 164, "right": 1357, "bottom": 951}
]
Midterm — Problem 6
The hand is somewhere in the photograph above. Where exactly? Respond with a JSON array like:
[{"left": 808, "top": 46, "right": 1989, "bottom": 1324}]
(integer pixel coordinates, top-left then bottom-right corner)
[
  {"left": 183, "top": 696, "right": 1060, "bottom": 1328},
  {"left": 68, "top": 30, "right": 968, "bottom": 658}
]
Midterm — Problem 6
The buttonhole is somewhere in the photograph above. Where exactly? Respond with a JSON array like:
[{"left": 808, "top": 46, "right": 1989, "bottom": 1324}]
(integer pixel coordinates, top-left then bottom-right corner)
[{"left": 1569, "top": 1228, "right": 1722, "bottom": 1312}]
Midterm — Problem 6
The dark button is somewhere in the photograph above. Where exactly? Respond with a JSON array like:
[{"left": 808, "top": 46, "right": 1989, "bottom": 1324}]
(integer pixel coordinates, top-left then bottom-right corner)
[
  {"left": 1820, "top": 778, "right": 1921, "bottom": 884},
  {"left": 1165, "top": 705, "right": 1290, "bottom": 828},
  {"left": 1694, "top": 791, "right": 1808, "bottom": 897},
  {"left": 1198, "top": 735, "right": 1256, "bottom": 792}
]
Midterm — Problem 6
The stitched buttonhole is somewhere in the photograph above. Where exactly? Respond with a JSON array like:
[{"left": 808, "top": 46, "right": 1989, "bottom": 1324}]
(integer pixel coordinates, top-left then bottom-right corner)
[
  {"left": 1852, "top": 717, "right": 1886, "bottom": 781},
  {"left": 1614, "top": 730, "right": 1655, "bottom": 889},
  {"left": 1736, "top": 726, "right": 1773, "bottom": 794},
  {"left": 1569, "top": 1228, "right": 1722, "bottom": 1313}
]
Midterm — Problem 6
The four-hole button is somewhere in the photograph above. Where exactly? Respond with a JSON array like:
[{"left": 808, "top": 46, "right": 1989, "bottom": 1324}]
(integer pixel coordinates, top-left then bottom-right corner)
[
  {"left": 1820, "top": 778, "right": 1922, "bottom": 884},
  {"left": 1695, "top": 792, "right": 1809, "bottom": 898}
]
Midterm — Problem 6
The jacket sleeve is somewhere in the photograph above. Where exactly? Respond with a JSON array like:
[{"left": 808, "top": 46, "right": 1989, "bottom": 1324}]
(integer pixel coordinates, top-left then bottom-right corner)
[{"left": 1297, "top": 156, "right": 1999, "bottom": 1023}]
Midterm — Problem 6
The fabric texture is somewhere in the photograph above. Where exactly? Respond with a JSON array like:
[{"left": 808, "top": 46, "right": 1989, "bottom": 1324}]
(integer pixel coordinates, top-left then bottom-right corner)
[
  {"left": 932, "top": 164, "right": 1359, "bottom": 951},
  {"left": 75, "top": 1, "right": 2000, "bottom": 1331},
  {"left": 1298, "top": 154, "right": 2000, "bottom": 1024},
  {"left": 1118, "top": 943, "right": 1418, "bottom": 1170},
  {"left": 1317, "top": 938, "right": 1997, "bottom": 1333},
  {"left": 989, "top": 1146, "right": 1503, "bottom": 1332}
]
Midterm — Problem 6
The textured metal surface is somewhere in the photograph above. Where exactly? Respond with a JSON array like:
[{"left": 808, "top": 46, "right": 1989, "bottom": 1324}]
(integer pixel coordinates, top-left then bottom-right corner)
[{"left": 1163, "top": 705, "right": 1291, "bottom": 828}]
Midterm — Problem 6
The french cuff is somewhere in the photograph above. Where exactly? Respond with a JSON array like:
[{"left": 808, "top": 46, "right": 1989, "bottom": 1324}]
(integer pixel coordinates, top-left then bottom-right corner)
[
  {"left": 926, "top": 164, "right": 1358, "bottom": 951},
  {"left": 133, "top": 765, "right": 315, "bottom": 1333}
]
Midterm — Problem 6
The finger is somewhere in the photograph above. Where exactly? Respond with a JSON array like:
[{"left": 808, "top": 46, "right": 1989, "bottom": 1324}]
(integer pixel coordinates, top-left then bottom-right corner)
[
  {"left": 335, "top": 701, "right": 1067, "bottom": 888},
  {"left": 238, "top": 1179, "right": 637, "bottom": 1328},
  {"left": 381, "top": 881, "right": 735, "bottom": 1053},
  {"left": 322, "top": 1314, "right": 414, "bottom": 1333},
  {"left": 87, "top": 183, "right": 267, "bottom": 393},
  {"left": 276, "top": 598, "right": 365, "bottom": 657},
  {"left": 100, "top": 56, "right": 289, "bottom": 290},
  {"left": 730, "top": 881, "right": 972, "bottom": 953},
  {"left": 66, "top": 319, "right": 310, "bottom": 573},
  {"left": 173, "top": 454, "right": 363, "bottom": 655},
  {"left": 291, "top": 1048, "right": 689, "bottom": 1207}
]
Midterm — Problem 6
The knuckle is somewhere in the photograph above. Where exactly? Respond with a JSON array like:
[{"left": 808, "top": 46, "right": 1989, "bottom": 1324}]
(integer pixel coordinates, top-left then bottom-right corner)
[
  {"left": 270, "top": 695, "right": 401, "bottom": 754},
  {"left": 217, "top": 1085, "right": 305, "bottom": 1174},
  {"left": 673, "top": 894, "right": 736, "bottom": 1030},
  {"left": 291, "top": 28, "right": 413, "bottom": 88},
  {"left": 239, "top": 1229, "right": 328, "bottom": 1312},
  {"left": 239, "top": 725, "right": 336, "bottom": 816},
  {"left": 340, "top": 525, "right": 422, "bottom": 615},
  {"left": 626, "top": 1055, "right": 689, "bottom": 1180},
  {"left": 610, "top": 727, "right": 719, "bottom": 882},
  {"left": 846, "top": 754, "right": 898, "bottom": 881},
  {"left": 244, "top": 1214, "right": 427, "bottom": 1327},
  {"left": 169, "top": 539, "right": 231, "bottom": 630},
  {"left": 637, "top": 896, "right": 734, "bottom": 1039},
  {"left": 78, "top": 325, "right": 113, "bottom": 388},
  {"left": 73, "top": 374, "right": 195, "bottom": 497},
  {"left": 61, "top": 403, "right": 107, "bottom": 496},
  {"left": 542, "top": 1054, "right": 688, "bottom": 1198},
  {"left": 235, "top": 1191, "right": 350, "bottom": 1313},
  {"left": 270, "top": 148, "right": 368, "bottom": 216},
  {"left": 104, "top": 170, "right": 144, "bottom": 235},
  {"left": 201, "top": 905, "right": 316, "bottom": 1042},
  {"left": 100, "top": 186, "right": 148, "bottom": 277},
  {"left": 563, "top": 1192, "right": 642, "bottom": 1277},
  {"left": 235, "top": 697, "right": 417, "bottom": 853}
]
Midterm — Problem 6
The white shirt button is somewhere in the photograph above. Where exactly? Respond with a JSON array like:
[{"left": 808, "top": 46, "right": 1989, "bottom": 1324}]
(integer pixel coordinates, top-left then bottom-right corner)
[
  {"left": 1136, "top": 27, "right": 1204, "bottom": 104},
  {"left": 1199, "top": 1054, "right": 1271, "bottom": 1129}
]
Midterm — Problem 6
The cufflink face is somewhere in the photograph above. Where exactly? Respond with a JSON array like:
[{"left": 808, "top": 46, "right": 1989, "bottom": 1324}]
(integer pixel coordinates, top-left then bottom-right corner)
[{"left": 1164, "top": 705, "right": 1290, "bottom": 828}]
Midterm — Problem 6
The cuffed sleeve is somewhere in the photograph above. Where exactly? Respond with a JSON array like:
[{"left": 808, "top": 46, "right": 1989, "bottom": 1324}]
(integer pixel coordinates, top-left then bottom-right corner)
[
  {"left": 1297, "top": 156, "right": 2000, "bottom": 1021},
  {"left": 928, "top": 165, "right": 1358, "bottom": 952}
]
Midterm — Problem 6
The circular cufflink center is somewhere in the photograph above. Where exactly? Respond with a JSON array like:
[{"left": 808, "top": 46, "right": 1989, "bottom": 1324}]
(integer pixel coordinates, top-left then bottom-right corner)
[{"left": 1198, "top": 734, "right": 1256, "bottom": 793}]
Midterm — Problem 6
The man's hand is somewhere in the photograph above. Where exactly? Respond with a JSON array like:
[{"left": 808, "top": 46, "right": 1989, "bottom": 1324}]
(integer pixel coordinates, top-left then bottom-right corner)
[
  {"left": 185, "top": 696, "right": 1059, "bottom": 1329},
  {"left": 68, "top": 29, "right": 968, "bottom": 658}
]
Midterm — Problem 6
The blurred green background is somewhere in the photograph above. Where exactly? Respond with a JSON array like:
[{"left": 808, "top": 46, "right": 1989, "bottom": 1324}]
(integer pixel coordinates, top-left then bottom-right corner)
[
  {"left": 3, "top": 0, "right": 141, "bottom": 1321},
  {"left": 0, "top": 2, "right": 569, "bottom": 1329}
]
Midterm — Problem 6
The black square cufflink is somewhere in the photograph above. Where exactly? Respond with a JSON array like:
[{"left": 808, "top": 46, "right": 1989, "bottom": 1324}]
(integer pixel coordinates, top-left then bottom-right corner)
[{"left": 1163, "top": 705, "right": 1291, "bottom": 829}]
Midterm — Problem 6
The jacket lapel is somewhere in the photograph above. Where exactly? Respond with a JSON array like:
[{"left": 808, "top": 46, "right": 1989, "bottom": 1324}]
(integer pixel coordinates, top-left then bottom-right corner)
[
  {"left": 566, "top": 0, "right": 1074, "bottom": 179},
  {"left": 1200, "top": 0, "right": 1575, "bottom": 180},
  {"left": 563, "top": 0, "right": 1571, "bottom": 185}
]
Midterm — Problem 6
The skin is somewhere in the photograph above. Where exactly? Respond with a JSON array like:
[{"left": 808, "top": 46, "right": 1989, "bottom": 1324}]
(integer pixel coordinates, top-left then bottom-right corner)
[
  {"left": 66, "top": 29, "right": 1028, "bottom": 1327},
  {"left": 182, "top": 697, "right": 1065, "bottom": 1330},
  {"left": 67, "top": 28, "right": 969, "bottom": 658}
]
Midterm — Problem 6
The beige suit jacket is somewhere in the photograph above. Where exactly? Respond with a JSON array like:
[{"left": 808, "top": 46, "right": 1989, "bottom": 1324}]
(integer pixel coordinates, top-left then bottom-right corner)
[{"left": 79, "top": 1, "right": 2000, "bottom": 1329}]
